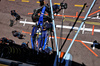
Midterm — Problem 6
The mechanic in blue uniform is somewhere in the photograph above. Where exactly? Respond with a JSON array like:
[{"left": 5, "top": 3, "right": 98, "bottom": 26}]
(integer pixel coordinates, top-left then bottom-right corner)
[
  {"left": 39, "top": 0, "right": 44, "bottom": 7},
  {"left": 11, "top": 10, "right": 21, "bottom": 21},
  {"left": 53, "top": 4, "right": 61, "bottom": 15},
  {"left": 21, "top": 41, "right": 29, "bottom": 48},
  {"left": 39, "top": 21, "right": 53, "bottom": 50},
  {"left": 0, "top": 37, "right": 15, "bottom": 45},
  {"left": 0, "top": 37, "right": 9, "bottom": 44},
  {"left": 41, "top": 21, "right": 53, "bottom": 53},
  {"left": 92, "top": 40, "right": 100, "bottom": 50},
  {"left": 38, "top": 23, "right": 47, "bottom": 51},
  {"left": 0, "top": 40, "right": 2, "bottom": 44},
  {"left": 46, "top": 21, "right": 53, "bottom": 32},
  {"left": 35, "top": 27, "right": 42, "bottom": 52},
  {"left": 12, "top": 30, "right": 26, "bottom": 39}
]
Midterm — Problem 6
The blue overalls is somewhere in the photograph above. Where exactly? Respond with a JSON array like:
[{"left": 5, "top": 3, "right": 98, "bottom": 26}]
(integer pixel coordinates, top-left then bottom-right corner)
[{"left": 93, "top": 42, "right": 99, "bottom": 47}]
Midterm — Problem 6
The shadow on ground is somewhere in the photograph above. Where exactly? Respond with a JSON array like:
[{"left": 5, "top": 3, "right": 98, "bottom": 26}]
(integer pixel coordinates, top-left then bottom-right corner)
[{"left": 72, "top": 61, "right": 86, "bottom": 66}]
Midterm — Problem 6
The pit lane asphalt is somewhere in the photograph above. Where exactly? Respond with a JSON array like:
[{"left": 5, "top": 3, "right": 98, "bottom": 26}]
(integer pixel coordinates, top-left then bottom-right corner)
[{"left": 0, "top": 0, "right": 100, "bottom": 66}]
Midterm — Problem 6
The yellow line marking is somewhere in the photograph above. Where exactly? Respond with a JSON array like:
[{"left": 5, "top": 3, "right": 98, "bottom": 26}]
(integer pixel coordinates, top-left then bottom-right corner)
[
  {"left": 80, "top": 10, "right": 85, "bottom": 12},
  {"left": 99, "top": 6, "right": 100, "bottom": 8},
  {"left": 75, "top": 31, "right": 80, "bottom": 33},
  {"left": 54, "top": 3, "right": 60, "bottom": 5},
  {"left": 36, "top": 2, "right": 60, "bottom": 5},
  {"left": 36, "top": 1, "right": 40, "bottom": 3},
  {"left": 75, "top": 5, "right": 83, "bottom": 7},
  {"left": 75, "top": 31, "right": 77, "bottom": 32},
  {"left": 63, "top": 18, "right": 100, "bottom": 26},
  {"left": 22, "top": 0, "right": 29, "bottom": 2},
  {"left": 9, "top": 0, "right": 15, "bottom": 1}
]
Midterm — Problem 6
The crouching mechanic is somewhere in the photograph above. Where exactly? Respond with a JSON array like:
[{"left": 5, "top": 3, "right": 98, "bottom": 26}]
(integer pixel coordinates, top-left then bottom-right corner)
[
  {"left": 12, "top": 30, "right": 26, "bottom": 39},
  {"left": 0, "top": 37, "right": 15, "bottom": 44},
  {"left": 11, "top": 10, "right": 22, "bottom": 21},
  {"left": 53, "top": 4, "right": 61, "bottom": 15},
  {"left": 21, "top": 41, "right": 29, "bottom": 48},
  {"left": 10, "top": 10, "right": 22, "bottom": 26},
  {"left": 39, "top": 0, "right": 45, "bottom": 7},
  {"left": 53, "top": 3, "right": 67, "bottom": 15},
  {"left": 92, "top": 40, "right": 100, "bottom": 50}
]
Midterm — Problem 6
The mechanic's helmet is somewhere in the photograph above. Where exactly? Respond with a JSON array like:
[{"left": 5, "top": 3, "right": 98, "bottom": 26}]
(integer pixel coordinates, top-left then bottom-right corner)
[
  {"left": 60, "top": 3, "right": 67, "bottom": 9},
  {"left": 94, "top": 40, "right": 97, "bottom": 43},
  {"left": 11, "top": 10, "right": 15, "bottom": 13}
]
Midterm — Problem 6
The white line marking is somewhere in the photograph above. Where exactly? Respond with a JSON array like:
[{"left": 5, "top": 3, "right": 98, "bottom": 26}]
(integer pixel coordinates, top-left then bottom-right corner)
[
  {"left": 81, "top": 40, "right": 93, "bottom": 44},
  {"left": 49, "top": 37, "right": 93, "bottom": 45},
  {"left": 87, "top": 13, "right": 100, "bottom": 19},
  {"left": 87, "top": 17, "right": 100, "bottom": 19},
  {"left": 56, "top": 25, "right": 100, "bottom": 32},
  {"left": 20, "top": 21, "right": 36, "bottom": 25},
  {"left": 20, "top": 21, "right": 100, "bottom": 32},
  {"left": 20, "top": 21, "right": 94, "bottom": 45}
]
